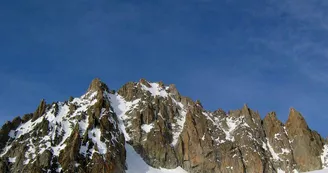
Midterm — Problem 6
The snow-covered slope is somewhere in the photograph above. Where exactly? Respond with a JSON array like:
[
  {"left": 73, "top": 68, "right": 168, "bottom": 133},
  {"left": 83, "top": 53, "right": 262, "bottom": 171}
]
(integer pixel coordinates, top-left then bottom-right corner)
[{"left": 125, "top": 144, "right": 187, "bottom": 173}]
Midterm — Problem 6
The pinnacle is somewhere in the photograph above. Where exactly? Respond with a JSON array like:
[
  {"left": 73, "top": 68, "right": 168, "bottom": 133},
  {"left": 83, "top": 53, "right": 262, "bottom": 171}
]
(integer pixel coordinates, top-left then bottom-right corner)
[
  {"left": 87, "top": 78, "right": 109, "bottom": 93},
  {"left": 268, "top": 111, "right": 277, "bottom": 117},
  {"left": 286, "top": 107, "right": 308, "bottom": 129},
  {"left": 139, "top": 78, "right": 151, "bottom": 87},
  {"left": 242, "top": 103, "right": 249, "bottom": 110}
]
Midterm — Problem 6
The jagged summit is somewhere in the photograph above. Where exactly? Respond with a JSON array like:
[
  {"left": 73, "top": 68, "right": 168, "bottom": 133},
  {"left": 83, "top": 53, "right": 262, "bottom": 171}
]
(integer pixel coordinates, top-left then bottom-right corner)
[
  {"left": 0, "top": 79, "right": 327, "bottom": 173},
  {"left": 286, "top": 107, "right": 308, "bottom": 128},
  {"left": 87, "top": 78, "right": 109, "bottom": 93}
]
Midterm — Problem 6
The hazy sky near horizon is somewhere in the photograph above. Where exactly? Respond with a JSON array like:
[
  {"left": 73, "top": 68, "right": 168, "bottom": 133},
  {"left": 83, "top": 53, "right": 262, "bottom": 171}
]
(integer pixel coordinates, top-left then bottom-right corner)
[{"left": 1, "top": 0, "right": 328, "bottom": 137}]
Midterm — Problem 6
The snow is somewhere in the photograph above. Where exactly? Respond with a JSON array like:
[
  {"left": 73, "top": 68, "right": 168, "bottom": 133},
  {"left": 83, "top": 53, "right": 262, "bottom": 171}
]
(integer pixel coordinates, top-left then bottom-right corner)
[
  {"left": 281, "top": 148, "right": 291, "bottom": 154},
  {"left": 222, "top": 117, "right": 244, "bottom": 142},
  {"left": 277, "top": 169, "right": 300, "bottom": 173},
  {"left": 171, "top": 103, "right": 187, "bottom": 146},
  {"left": 126, "top": 144, "right": 187, "bottom": 173},
  {"left": 108, "top": 93, "right": 140, "bottom": 141},
  {"left": 266, "top": 139, "right": 280, "bottom": 161},
  {"left": 79, "top": 142, "right": 89, "bottom": 157},
  {"left": 8, "top": 130, "right": 15, "bottom": 138},
  {"left": 47, "top": 103, "right": 72, "bottom": 156},
  {"left": 262, "top": 141, "right": 268, "bottom": 150},
  {"left": 141, "top": 82, "right": 168, "bottom": 98},
  {"left": 11, "top": 116, "right": 44, "bottom": 139},
  {"left": 201, "top": 134, "right": 205, "bottom": 140},
  {"left": 0, "top": 145, "right": 12, "bottom": 157},
  {"left": 321, "top": 144, "right": 328, "bottom": 168},
  {"left": 141, "top": 124, "right": 154, "bottom": 133},
  {"left": 275, "top": 133, "right": 282, "bottom": 140},
  {"left": 88, "top": 128, "right": 107, "bottom": 155},
  {"left": 277, "top": 168, "right": 285, "bottom": 173},
  {"left": 8, "top": 157, "right": 16, "bottom": 163}
]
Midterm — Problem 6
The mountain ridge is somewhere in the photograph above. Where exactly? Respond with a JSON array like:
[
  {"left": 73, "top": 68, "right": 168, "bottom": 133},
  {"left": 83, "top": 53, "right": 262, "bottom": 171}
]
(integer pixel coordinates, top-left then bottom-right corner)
[{"left": 0, "top": 78, "right": 327, "bottom": 173}]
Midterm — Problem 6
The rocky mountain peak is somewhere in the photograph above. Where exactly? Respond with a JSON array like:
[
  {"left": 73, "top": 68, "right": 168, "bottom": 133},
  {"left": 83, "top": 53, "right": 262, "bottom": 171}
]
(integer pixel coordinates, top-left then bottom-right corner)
[
  {"left": 241, "top": 103, "right": 251, "bottom": 115},
  {"left": 286, "top": 107, "right": 308, "bottom": 130},
  {"left": 0, "top": 79, "right": 327, "bottom": 173},
  {"left": 87, "top": 78, "right": 109, "bottom": 93},
  {"left": 138, "top": 78, "right": 151, "bottom": 88},
  {"left": 267, "top": 111, "right": 277, "bottom": 117},
  {"left": 263, "top": 111, "right": 284, "bottom": 137}
]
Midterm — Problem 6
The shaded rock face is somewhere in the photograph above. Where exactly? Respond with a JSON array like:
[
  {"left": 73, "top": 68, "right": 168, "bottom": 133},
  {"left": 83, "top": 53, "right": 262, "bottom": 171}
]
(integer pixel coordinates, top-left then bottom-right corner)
[
  {"left": 0, "top": 78, "right": 327, "bottom": 173},
  {"left": 285, "top": 108, "right": 324, "bottom": 172},
  {"left": 263, "top": 112, "right": 294, "bottom": 172}
]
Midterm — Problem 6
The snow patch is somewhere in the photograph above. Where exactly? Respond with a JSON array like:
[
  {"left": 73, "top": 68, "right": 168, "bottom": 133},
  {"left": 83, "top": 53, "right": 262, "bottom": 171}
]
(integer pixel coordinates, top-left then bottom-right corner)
[
  {"left": 141, "top": 124, "right": 154, "bottom": 133},
  {"left": 108, "top": 93, "right": 141, "bottom": 141},
  {"left": 223, "top": 117, "right": 240, "bottom": 141},
  {"left": 8, "top": 157, "right": 16, "bottom": 163},
  {"left": 126, "top": 144, "right": 187, "bottom": 173},
  {"left": 88, "top": 128, "right": 107, "bottom": 155},
  {"left": 321, "top": 144, "right": 328, "bottom": 169},
  {"left": 171, "top": 104, "right": 187, "bottom": 146},
  {"left": 281, "top": 148, "right": 291, "bottom": 154},
  {"left": 267, "top": 139, "right": 280, "bottom": 161},
  {"left": 141, "top": 83, "right": 168, "bottom": 98}
]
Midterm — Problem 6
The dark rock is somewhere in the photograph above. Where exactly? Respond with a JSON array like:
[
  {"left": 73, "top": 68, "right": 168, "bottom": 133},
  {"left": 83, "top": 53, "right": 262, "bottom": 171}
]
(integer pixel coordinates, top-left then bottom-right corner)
[
  {"left": 58, "top": 124, "right": 82, "bottom": 172},
  {"left": 87, "top": 78, "right": 109, "bottom": 93},
  {"left": 22, "top": 113, "right": 33, "bottom": 123},
  {"left": 32, "top": 99, "right": 47, "bottom": 122}
]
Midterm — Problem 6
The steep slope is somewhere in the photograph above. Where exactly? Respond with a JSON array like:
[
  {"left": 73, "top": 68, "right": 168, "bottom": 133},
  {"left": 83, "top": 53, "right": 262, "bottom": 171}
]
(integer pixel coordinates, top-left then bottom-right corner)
[{"left": 0, "top": 78, "right": 327, "bottom": 173}]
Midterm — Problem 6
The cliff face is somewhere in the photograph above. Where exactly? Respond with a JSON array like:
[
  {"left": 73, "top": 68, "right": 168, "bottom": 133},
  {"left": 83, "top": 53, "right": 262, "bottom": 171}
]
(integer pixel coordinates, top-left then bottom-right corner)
[{"left": 0, "top": 78, "right": 327, "bottom": 173}]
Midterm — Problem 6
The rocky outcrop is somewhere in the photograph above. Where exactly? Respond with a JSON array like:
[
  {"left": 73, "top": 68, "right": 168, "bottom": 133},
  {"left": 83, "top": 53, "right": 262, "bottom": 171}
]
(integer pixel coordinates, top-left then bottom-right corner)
[
  {"left": 176, "top": 109, "right": 218, "bottom": 173},
  {"left": 285, "top": 108, "right": 324, "bottom": 172},
  {"left": 32, "top": 99, "right": 47, "bottom": 122},
  {"left": 263, "top": 112, "right": 294, "bottom": 172}
]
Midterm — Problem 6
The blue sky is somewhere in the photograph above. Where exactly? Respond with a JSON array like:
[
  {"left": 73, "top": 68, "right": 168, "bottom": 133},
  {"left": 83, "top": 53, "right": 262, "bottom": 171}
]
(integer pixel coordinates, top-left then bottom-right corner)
[{"left": 1, "top": 0, "right": 328, "bottom": 137}]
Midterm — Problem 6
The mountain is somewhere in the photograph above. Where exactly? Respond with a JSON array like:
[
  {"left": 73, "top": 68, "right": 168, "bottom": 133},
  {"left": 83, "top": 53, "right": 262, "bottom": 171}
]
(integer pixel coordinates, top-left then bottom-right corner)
[{"left": 0, "top": 78, "right": 327, "bottom": 173}]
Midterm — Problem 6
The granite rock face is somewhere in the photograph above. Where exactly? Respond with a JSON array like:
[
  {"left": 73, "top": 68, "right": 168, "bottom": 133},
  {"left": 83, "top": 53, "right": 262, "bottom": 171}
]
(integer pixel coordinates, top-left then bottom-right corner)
[
  {"left": 285, "top": 108, "right": 324, "bottom": 172},
  {"left": 0, "top": 78, "right": 327, "bottom": 173}
]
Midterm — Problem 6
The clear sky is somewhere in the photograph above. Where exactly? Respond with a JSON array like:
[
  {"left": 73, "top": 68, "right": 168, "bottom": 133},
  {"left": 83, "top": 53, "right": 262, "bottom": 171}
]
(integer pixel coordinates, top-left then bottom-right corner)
[{"left": 1, "top": 0, "right": 327, "bottom": 137}]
